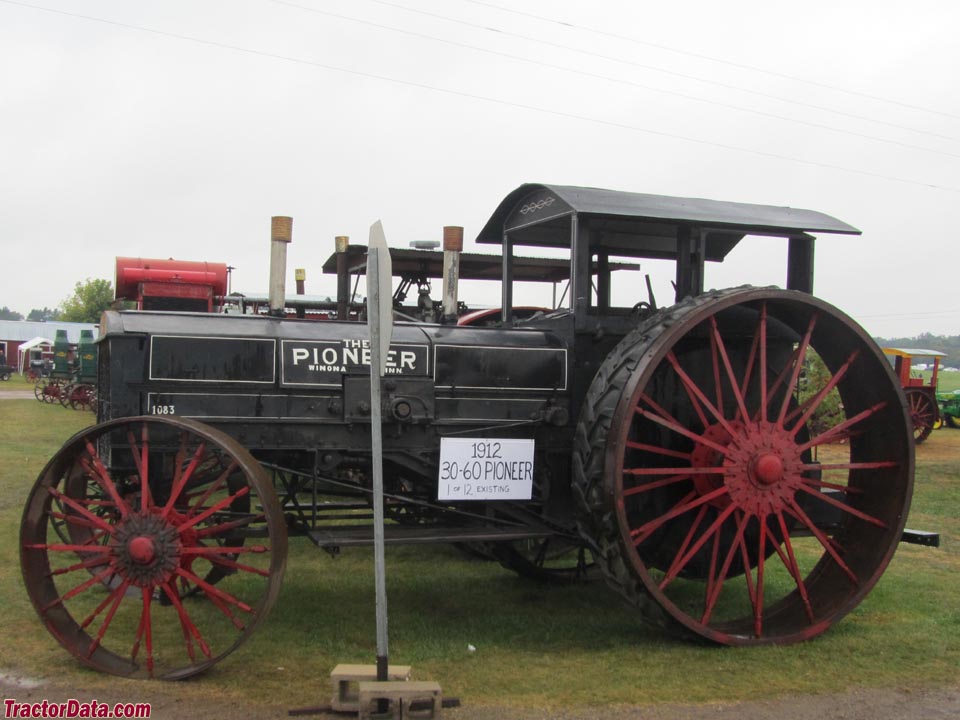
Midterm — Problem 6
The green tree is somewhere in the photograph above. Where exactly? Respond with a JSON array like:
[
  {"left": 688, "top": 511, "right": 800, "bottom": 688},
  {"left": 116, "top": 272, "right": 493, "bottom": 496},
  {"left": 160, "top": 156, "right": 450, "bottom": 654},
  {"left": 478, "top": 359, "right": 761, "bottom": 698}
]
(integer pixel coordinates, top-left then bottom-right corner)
[
  {"left": 0, "top": 306, "right": 23, "bottom": 320},
  {"left": 798, "top": 350, "right": 843, "bottom": 438},
  {"left": 59, "top": 279, "right": 114, "bottom": 323},
  {"left": 27, "top": 307, "right": 61, "bottom": 322}
]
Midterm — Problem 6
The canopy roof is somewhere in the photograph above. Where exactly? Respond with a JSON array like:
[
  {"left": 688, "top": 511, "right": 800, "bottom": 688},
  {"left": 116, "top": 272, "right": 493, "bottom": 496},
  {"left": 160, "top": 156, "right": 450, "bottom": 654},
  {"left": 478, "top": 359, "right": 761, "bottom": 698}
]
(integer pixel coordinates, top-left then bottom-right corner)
[
  {"left": 882, "top": 347, "right": 948, "bottom": 358},
  {"left": 476, "top": 183, "right": 860, "bottom": 261}
]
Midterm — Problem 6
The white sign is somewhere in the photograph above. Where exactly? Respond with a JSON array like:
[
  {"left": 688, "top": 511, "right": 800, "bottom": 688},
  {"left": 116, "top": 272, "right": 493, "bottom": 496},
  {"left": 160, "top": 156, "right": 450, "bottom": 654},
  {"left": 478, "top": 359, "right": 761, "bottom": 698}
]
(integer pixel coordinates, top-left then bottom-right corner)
[{"left": 438, "top": 438, "right": 535, "bottom": 501}]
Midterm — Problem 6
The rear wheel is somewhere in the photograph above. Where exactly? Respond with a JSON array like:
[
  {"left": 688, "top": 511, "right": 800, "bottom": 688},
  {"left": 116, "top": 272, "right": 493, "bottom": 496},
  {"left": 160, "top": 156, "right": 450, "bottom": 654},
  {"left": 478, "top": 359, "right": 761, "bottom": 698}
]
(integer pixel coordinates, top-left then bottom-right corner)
[
  {"left": 21, "top": 416, "right": 287, "bottom": 679},
  {"left": 574, "top": 287, "right": 912, "bottom": 645}
]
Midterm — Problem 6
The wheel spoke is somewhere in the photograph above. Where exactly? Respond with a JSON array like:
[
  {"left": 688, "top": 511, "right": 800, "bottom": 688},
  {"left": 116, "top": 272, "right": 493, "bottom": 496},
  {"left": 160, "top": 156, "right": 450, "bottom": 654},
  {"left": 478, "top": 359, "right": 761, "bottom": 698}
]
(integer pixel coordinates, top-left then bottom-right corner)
[
  {"left": 660, "top": 505, "right": 708, "bottom": 589},
  {"left": 796, "top": 485, "right": 888, "bottom": 528},
  {"left": 709, "top": 316, "right": 750, "bottom": 423},
  {"left": 624, "top": 440, "right": 692, "bottom": 461},
  {"left": 637, "top": 406, "right": 732, "bottom": 457},
  {"left": 797, "top": 401, "right": 888, "bottom": 453},
  {"left": 777, "top": 315, "right": 818, "bottom": 426},
  {"left": 162, "top": 440, "right": 208, "bottom": 518},
  {"left": 775, "top": 511, "right": 814, "bottom": 622},
  {"left": 81, "top": 441, "right": 131, "bottom": 518},
  {"left": 176, "top": 486, "right": 251, "bottom": 534},
  {"left": 85, "top": 581, "right": 130, "bottom": 658},
  {"left": 630, "top": 487, "right": 728, "bottom": 545},
  {"left": 665, "top": 351, "right": 711, "bottom": 429},
  {"left": 184, "top": 461, "right": 238, "bottom": 519},
  {"left": 785, "top": 501, "right": 858, "bottom": 585},
  {"left": 622, "top": 474, "right": 694, "bottom": 496},
  {"left": 195, "top": 513, "right": 264, "bottom": 538},
  {"left": 788, "top": 349, "right": 860, "bottom": 438},
  {"left": 180, "top": 544, "right": 268, "bottom": 556},
  {"left": 175, "top": 567, "right": 255, "bottom": 613},
  {"left": 701, "top": 510, "right": 751, "bottom": 625},
  {"left": 753, "top": 518, "right": 768, "bottom": 637},
  {"left": 127, "top": 424, "right": 153, "bottom": 513},
  {"left": 47, "top": 488, "right": 116, "bottom": 536},
  {"left": 42, "top": 564, "right": 116, "bottom": 612},
  {"left": 50, "top": 554, "right": 114, "bottom": 577},
  {"left": 160, "top": 581, "right": 212, "bottom": 662},
  {"left": 660, "top": 504, "right": 737, "bottom": 590},
  {"left": 759, "top": 303, "right": 768, "bottom": 423},
  {"left": 665, "top": 351, "right": 736, "bottom": 437}
]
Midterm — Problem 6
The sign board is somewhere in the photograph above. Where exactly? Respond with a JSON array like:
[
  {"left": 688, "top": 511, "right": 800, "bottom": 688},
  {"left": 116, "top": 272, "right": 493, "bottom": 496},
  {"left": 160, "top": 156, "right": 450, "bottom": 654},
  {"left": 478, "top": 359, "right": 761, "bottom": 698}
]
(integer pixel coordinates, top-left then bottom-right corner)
[
  {"left": 438, "top": 438, "right": 535, "bottom": 501},
  {"left": 367, "top": 221, "right": 393, "bottom": 376}
]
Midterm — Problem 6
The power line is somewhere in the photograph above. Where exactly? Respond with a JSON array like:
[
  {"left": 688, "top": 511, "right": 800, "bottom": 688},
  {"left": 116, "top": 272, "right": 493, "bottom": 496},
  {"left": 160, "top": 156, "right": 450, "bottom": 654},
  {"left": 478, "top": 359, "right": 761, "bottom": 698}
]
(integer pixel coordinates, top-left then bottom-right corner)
[
  {"left": 270, "top": 0, "right": 960, "bottom": 161},
  {"left": 457, "top": 0, "right": 960, "bottom": 122},
  {"left": 1, "top": 0, "right": 956, "bottom": 192},
  {"left": 366, "top": 0, "right": 960, "bottom": 143}
]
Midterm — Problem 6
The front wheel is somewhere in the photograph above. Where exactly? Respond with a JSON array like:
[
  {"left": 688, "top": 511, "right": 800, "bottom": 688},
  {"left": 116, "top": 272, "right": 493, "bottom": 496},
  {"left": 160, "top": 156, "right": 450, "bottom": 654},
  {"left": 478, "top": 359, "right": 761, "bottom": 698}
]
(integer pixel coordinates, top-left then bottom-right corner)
[
  {"left": 574, "top": 287, "right": 913, "bottom": 645},
  {"left": 21, "top": 416, "right": 287, "bottom": 679}
]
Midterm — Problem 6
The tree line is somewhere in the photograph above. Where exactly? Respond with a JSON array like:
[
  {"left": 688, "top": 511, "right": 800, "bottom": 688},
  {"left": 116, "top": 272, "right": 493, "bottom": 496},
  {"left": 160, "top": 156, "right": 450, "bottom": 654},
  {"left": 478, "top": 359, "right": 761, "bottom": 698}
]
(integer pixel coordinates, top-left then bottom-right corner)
[
  {"left": 0, "top": 279, "right": 114, "bottom": 324},
  {"left": 873, "top": 332, "right": 960, "bottom": 368}
]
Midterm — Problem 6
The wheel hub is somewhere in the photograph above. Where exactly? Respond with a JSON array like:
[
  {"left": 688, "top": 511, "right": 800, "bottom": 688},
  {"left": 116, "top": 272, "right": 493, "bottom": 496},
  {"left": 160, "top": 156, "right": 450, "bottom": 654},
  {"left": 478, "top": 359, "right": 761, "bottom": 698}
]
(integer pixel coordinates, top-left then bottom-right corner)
[
  {"left": 723, "top": 422, "right": 804, "bottom": 517},
  {"left": 127, "top": 536, "right": 156, "bottom": 565},
  {"left": 113, "top": 513, "right": 181, "bottom": 587},
  {"left": 691, "top": 420, "right": 804, "bottom": 517}
]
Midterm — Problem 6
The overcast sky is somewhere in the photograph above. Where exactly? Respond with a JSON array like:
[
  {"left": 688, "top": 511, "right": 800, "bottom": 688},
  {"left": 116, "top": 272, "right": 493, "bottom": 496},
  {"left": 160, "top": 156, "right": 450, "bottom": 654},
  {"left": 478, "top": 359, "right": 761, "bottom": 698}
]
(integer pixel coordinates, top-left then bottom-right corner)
[{"left": 1, "top": 0, "right": 958, "bottom": 337}]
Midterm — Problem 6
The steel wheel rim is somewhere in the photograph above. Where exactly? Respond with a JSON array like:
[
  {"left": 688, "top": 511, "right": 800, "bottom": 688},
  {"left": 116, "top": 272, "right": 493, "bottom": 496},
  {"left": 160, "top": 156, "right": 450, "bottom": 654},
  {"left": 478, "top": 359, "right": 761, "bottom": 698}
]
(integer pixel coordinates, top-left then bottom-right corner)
[
  {"left": 21, "top": 416, "right": 287, "bottom": 679},
  {"left": 607, "top": 289, "right": 912, "bottom": 644}
]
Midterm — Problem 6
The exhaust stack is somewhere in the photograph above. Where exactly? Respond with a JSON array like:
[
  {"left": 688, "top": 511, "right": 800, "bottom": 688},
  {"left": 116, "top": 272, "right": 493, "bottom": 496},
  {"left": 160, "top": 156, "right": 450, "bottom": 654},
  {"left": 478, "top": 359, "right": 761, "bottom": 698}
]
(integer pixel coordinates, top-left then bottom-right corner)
[
  {"left": 441, "top": 226, "right": 463, "bottom": 323},
  {"left": 335, "top": 235, "right": 350, "bottom": 320},
  {"left": 269, "top": 216, "right": 293, "bottom": 317}
]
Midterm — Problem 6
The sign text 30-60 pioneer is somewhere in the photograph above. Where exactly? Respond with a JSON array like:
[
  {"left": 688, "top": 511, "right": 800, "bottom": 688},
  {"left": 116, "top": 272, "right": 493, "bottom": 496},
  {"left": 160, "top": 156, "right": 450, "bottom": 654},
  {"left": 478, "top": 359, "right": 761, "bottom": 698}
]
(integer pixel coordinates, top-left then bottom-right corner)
[
  {"left": 438, "top": 438, "right": 535, "bottom": 501},
  {"left": 281, "top": 339, "right": 428, "bottom": 386}
]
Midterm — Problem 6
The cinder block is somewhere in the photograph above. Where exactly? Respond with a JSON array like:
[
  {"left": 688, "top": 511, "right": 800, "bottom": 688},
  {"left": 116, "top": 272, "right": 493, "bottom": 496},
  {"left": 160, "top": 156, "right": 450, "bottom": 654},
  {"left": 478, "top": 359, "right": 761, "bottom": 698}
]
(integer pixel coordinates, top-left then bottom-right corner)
[
  {"left": 330, "top": 664, "right": 412, "bottom": 712},
  {"left": 357, "top": 680, "right": 442, "bottom": 720}
]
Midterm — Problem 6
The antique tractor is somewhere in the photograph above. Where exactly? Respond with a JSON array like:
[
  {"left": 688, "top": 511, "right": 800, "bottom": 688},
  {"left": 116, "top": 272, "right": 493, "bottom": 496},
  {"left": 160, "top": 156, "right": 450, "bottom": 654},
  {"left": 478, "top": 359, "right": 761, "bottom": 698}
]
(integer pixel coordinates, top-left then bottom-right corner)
[
  {"left": 881, "top": 347, "right": 947, "bottom": 442},
  {"left": 21, "top": 184, "right": 914, "bottom": 680}
]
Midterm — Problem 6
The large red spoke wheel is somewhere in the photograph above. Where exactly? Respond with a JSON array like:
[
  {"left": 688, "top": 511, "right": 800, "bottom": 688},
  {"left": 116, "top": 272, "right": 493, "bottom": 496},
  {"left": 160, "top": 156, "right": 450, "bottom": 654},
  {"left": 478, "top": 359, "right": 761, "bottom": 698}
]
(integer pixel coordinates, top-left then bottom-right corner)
[
  {"left": 21, "top": 416, "right": 287, "bottom": 679},
  {"left": 574, "top": 287, "right": 912, "bottom": 645},
  {"left": 904, "top": 389, "right": 937, "bottom": 444}
]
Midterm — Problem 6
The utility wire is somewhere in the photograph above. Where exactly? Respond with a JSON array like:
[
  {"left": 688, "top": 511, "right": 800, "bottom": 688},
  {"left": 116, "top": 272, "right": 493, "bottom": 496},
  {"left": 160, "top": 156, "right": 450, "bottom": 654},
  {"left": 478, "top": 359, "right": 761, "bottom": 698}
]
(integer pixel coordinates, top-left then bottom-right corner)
[
  {"left": 271, "top": 0, "right": 960, "bottom": 160},
  {"left": 1, "top": 0, "right": 956, "bottom": 192},
  {"left": 367, "top": 0, "right": 960, "bottom": 142},
  {"left": 458, "top": 0, "right": 960, "bottom": 122}
]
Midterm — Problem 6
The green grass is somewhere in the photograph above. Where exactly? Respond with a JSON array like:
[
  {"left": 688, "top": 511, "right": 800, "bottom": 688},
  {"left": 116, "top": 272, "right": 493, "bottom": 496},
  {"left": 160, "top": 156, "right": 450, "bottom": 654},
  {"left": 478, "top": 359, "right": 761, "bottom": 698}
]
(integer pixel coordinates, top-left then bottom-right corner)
[
  {"left": 919, "top": 369, "right": 960, "bottom": 394},
  {"left": 1, "top": 400, "right": 958, "bottom": 711}
]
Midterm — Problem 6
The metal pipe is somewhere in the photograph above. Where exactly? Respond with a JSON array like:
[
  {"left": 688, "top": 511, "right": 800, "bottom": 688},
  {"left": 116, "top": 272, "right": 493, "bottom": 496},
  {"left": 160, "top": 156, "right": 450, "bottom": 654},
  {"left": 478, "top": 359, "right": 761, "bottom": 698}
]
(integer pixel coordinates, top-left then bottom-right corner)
[
  {"left": 336, "top": 235, "right": 350, "bottom": 321},
  {"left": 295, "top": 268, "right": 306, "bottom": 319},
  {"left": 269, "top": 216, "right": 293, "bottom": 317},
  {"left": 441, "top": 226, "right": 463, "bottom": 323}
]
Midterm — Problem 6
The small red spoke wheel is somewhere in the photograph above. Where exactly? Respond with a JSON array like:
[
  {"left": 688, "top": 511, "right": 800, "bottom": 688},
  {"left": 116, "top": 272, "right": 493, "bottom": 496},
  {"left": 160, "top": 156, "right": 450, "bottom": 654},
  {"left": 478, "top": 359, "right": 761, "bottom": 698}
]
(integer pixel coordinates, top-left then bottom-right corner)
[
  {"left": 68, "top": 383, "right": 95, "bottom": 412},
  {"left": 574, "top": 287, "right": 913, "bottom": 645},
  {"left": 21, "top": 416, "right": 287, "bottom": 679},
  {"left": 59, "top": 382, "right": 76, "bottom": 408},
  {"left": 904, "top": 389, "right": 937, "bottom": 444}
]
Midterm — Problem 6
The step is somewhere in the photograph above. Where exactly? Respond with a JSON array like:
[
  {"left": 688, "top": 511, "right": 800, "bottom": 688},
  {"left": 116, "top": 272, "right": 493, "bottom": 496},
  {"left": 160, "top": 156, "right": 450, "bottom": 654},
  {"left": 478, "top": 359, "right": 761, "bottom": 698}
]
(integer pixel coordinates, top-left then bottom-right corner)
[
  {"left": 330, "top": 663, "right": 412, "bottom": 712},
  {"left": 358, "top": 680, "right": 442, "bottom": 720}
]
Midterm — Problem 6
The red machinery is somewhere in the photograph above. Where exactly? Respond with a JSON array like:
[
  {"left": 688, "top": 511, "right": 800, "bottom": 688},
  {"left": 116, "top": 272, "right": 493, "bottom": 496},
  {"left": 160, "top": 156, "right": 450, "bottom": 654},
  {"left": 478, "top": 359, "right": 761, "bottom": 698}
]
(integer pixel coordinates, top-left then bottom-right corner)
[
  {"left": 115, "top": 257, "right": 229, "bottom": 312},
  {"left": 883, "top": 347, "right": 947, "bottom": 443}
]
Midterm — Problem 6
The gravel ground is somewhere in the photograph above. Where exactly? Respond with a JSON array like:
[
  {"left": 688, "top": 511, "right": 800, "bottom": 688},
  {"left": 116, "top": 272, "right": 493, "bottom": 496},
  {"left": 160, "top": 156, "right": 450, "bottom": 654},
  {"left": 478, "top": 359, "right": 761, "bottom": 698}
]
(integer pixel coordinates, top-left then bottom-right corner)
[{"left": 1, "top": 673, "right": 957, "bottom": 720}]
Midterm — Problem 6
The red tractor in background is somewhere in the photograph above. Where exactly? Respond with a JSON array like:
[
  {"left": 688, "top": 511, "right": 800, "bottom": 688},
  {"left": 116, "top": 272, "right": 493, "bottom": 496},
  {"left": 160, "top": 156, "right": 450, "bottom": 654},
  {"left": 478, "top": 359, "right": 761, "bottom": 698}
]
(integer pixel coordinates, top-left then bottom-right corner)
[{"left": 882, "top": 348, "right": 946, "bottom": 443}]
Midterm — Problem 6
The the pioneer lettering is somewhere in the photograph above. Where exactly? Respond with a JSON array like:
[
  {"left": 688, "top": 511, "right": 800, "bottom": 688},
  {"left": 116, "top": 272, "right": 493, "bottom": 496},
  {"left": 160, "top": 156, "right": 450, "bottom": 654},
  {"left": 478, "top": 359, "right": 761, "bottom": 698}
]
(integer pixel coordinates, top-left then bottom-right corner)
[
  {"left": 281, "top": 339, "right": 429, "bottom": 386},
  {"left": 290, "top": 340, "right": 418, "bottom": 374}
]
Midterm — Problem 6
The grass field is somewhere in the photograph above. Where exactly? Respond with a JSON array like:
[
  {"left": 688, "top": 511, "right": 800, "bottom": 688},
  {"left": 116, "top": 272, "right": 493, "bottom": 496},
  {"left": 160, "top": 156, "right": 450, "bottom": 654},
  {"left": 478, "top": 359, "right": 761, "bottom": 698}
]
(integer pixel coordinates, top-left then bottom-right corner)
[{"left": 0, "top": 399, "right": 957, "bottom": 712}]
